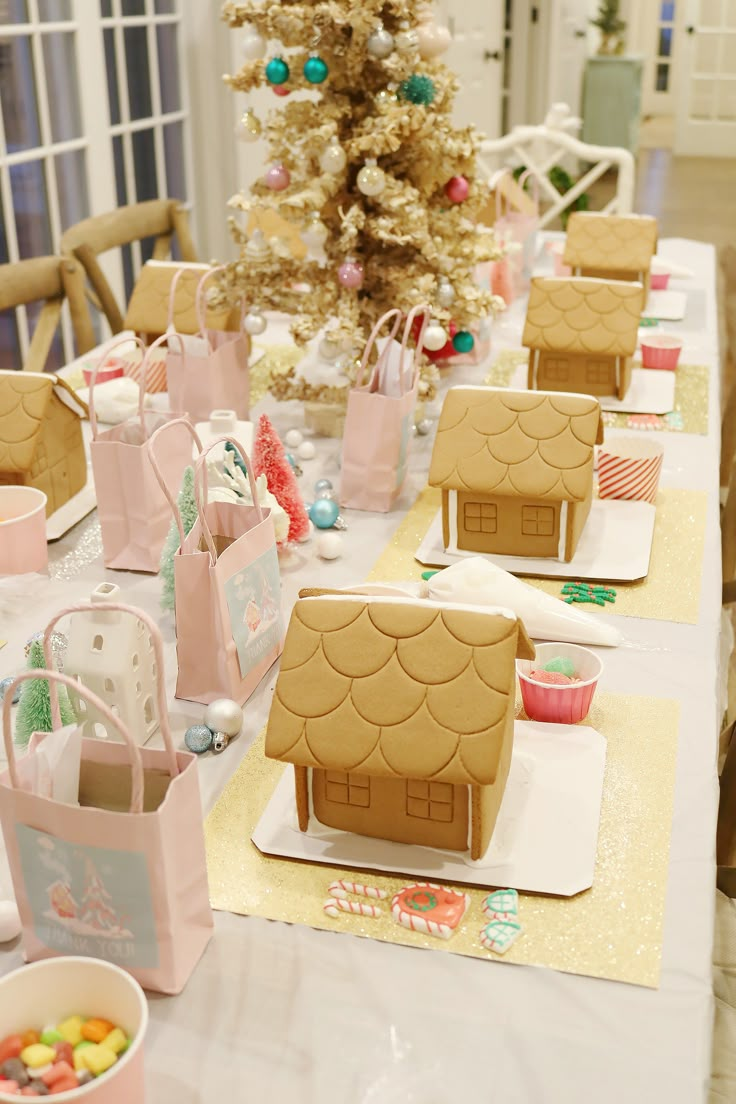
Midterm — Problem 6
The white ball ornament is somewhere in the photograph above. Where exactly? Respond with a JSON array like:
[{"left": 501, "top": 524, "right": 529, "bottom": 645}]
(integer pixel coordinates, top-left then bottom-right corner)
[
  {"left": 243, "top": 309, "right": 267, "bottom": 336},
  {"left": 241, "top": 24, "right": 267, "bottom": 60},
  {"left": 204, "top": 698, "right": 244, "bottom": 738},
  {"left": 357, "top": 159, "right": 386, "bottom": 197},
  {"left": 316, "top": 531, "right": 343, "bottom": 560},
  {"left": 423, "top": 320, "right": 449, "bottom": 351},
  {"left": 366, "top": 22, "right": 394, "bottom": 59},
  {"left": 0, "top": 899, "right": 21, "bottom": 943},
  {"left": 319, "top": 138, "right": 347, "bottom": 174},
  {"left": 297, "top": 440, "right": 316, "bottom": 460},
  {"left": 284, "top": 428, "right": 303, "bottom": 448},
  {"left": 301, "top": 213, "right": 329, "bottom": 249}
]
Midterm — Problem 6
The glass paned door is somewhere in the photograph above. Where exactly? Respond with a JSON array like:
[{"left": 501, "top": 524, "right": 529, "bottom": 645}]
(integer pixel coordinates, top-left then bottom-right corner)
[
  {"left": 675, "top": 0, "right": 736, "bottom": 154},
  {"left": 641, "top": 0, "right": 679, "bottom": 116}
]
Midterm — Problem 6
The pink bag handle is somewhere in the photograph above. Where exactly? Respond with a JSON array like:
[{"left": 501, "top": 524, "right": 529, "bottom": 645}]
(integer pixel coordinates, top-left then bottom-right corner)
[
  {"left": 357, "top": 309, "right": 403, "bottom": 391},
  {"left": 195, "top": 266, "right": 247, "bottom": 350},
  {"left": 87, "top": 335, "right": 146, "bottom": 440},
  {"left": 166, "top": 266, "right": 202, "bottom": 331},
  {"left": 2, "top": 670, "right": 146, "bottom": 815},
  {"left": 43, "top": 602, "right": 179, "bottom": 781},
  {"left": 147, "top": 417, "right": 205, "bottom": 549},
  {"left": 192, "top": 435, "right": 263, "bottom": 565},
  {"left": 400, "top": 304, "right": 430, "bottom": 392}
]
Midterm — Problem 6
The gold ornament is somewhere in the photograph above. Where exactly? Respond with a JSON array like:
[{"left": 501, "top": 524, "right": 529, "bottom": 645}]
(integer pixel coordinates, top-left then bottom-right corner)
[{"left": 235, "top": 108, "right": 262, "bottom": 142}]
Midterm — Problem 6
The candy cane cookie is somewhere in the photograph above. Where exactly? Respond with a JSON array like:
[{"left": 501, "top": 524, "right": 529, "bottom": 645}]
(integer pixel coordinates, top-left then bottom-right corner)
[
  {"left": 390, "top": 883, "right": 470, "bottom": 941},
  {"left": 323, "top": 897, "right": 383, "bottom": 919},
  {"left": 327, "top": 880, "right": 388, "bottom": 901}
]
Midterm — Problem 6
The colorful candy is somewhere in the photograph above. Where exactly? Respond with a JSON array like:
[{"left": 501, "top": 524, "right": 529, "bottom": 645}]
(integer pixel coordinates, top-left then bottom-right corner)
[
  {"left": 529, "top": 669, "right": 574, "bottom": 686},
  {"left": 390, "top": 883, "right": 470, "bottom": 940},
  {"left": 0, "top": 1016, "right": 131, "bottom": 1095}
]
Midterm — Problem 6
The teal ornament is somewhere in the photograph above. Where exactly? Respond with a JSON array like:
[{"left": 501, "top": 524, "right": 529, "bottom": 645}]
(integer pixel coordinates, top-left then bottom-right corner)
[
  {"left": 452, "top": 330, "right": 474, "bottom": 353},
  {"left": 266, "top": 56, "right": 290, "bottom": 84},
  {"left": 314, "top": 478, "right": 333, "bottom": 493},
  {"left": 303, "top": 54, "right": 328, "bottom": 84},
  {"left": 0, "top": 677, "right": 20, "bottom": 705},
  {"left": 543, "top": 656, "right": 576, "bottom": 678},
  {"left": 184, "top": 724, "right": 214, "bottom": 755},
  {"left": 309, "top": 498, "right": 339, "bottom": 529},
  {"left": 398, "top": 74, "right": 436, "bottom": 105}
]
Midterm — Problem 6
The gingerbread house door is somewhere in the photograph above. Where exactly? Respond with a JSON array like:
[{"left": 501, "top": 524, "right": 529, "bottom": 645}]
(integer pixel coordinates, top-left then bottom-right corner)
[{"left": 312, "top": 770, "right": 469, "bottom": 852}]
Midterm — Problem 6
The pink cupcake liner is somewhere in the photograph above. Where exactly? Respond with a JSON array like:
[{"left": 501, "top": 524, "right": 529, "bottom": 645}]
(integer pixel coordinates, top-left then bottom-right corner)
[
  {"left": 640, "top": 334, "right": 682, "bottom": 371},
  {"left": 517, "top": 643, "right": 603, "bottom": 725}
]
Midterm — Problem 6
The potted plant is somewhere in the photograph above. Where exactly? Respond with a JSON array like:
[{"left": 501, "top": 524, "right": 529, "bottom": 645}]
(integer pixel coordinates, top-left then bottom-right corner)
[{"left": 590, "top": 0, "right": 626, "bottom": 56}]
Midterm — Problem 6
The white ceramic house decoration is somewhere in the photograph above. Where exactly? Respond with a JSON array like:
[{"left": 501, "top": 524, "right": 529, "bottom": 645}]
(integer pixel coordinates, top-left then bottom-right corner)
[{"left": 64, "top": 582, "right": 160, "bottom": 746}]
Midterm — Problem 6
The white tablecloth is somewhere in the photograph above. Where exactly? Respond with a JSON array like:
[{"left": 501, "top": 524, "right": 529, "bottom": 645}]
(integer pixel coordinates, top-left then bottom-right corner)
[{"left": 0, "top": 239, "right": 720, "bottom": 1102}]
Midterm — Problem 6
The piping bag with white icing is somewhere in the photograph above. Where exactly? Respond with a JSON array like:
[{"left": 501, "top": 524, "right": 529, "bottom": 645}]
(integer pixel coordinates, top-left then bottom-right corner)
[{"left": 424, "top": 558, "right": 624, "bottom": 647}]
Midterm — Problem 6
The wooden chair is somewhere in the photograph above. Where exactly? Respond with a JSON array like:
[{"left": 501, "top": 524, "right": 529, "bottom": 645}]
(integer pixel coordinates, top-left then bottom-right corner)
[
  {"left": 60, "top": 198, "right": 197, "bottom": 354},
  {"left": 478, "top": 105, "right": 635, "bottom": 230},
  {"left": 0, "top": 255, "right": 89, "bottom": 373}
]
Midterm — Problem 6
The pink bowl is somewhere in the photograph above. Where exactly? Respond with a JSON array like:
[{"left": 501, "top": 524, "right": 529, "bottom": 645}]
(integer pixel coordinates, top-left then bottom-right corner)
[
  {"left": 517, "top": 643, "right": 603, "bottom": 725},
  {"left": 640, "top": 333, "right": 683, "bottom": 371},
  {"left": 649, "top": 272, "right": 670, "bottom": 291},
  {"left": 82, "top": 356, "right": 126, "bottom": 387}
]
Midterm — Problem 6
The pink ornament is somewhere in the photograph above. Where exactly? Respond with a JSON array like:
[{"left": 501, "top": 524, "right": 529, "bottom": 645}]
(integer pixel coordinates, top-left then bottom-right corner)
[
  {"left": 272, "top": 85, "right": 291, "bottom": 97},
  {"left": 265, "top": 163, "right": 290, "bottom": 191},
  {"left": 337, "top": 258, "right": 364, "bottom": 289},
  {"left": 444, "top": 175, "right": 469, "bottom": 203}
]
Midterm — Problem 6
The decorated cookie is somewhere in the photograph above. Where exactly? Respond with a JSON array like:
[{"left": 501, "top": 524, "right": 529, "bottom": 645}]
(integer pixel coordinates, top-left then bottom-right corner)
[
  {"left": 481, "top": 888, "right": 519, "bottom": 922},
  {"left": 391, "top": 883, "right": 470, "bottom": 940},
  {"left": 327, "top": 880, "right": 387, "bottom": 901},
  {"left": 323, "top": 897, "right": 382, "bottom": 919},
  {"left": 322, "top": 880, "right": 387, "bottom": 921},
  {"left": 480, "top": 919, "right": 522, "bottom": 955}
]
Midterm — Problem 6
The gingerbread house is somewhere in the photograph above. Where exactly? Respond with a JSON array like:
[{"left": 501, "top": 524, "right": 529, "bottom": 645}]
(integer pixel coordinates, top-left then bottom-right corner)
[
  {"left": 428, "top": 387, "right": 604, "bottom": 562},
  {"left": 522, "top": 277, "right": 644, "bottom": 400},
  {"left": 265, "top": 593, "right": 535, "bottom": 861},
  {"left": 0, "top": 371, "right": 88, "bottom": 516},
  {"left": 563, "top": 212, "right": 658, "bottom": 294}
]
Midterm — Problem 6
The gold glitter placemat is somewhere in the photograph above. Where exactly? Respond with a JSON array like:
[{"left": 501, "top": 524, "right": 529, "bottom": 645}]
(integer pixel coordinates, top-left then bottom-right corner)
[
  {"left": 205, "top": 691, "right": 678, "bottom": 988},
  {"left": 370, "top": 486, "right": 707, "bottom": 624},
  {"left": 487, "top": 351, "right": 709, "bottom": 435}
]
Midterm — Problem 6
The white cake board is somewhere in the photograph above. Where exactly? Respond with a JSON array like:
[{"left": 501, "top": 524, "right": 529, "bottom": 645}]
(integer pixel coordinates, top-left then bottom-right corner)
[
  {"left": 510, "top": 364, "right": 675, "bottom": 415},
  {"left": 252, "top": 721, "right": 607, "bottom": 897},
  {"left": 643, "top": 289, "right": 687, "bottom": 321},
  {"left": 416, "top": 500, "right": 656, "bottom": 581},
  {"left": 46, "top": 466, "right": 96, "bottom": 541}
]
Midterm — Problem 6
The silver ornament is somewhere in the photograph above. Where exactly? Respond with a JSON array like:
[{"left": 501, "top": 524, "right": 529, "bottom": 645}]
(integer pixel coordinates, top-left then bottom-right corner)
[
  {"left": 244, "top": 309, "right": 267, "bottom": 336},
  {"left": 366, "top": 22, "right": 394, "bottom": 59},
  {"left": 204, "top": 698, "right": 243, "bottom": 737},
  {"left": 437, "top": 277, "right": 456, "bottom": 307},
  {"left": 314, "top": 478, "right": 333, "bottom": 492},
  {"left": 212, "top": 732, "right": 230, "bottom": 754},
  {"left": 332, "top": 515, "right": 348, "bottom": 531},
  {"left": 0, "top": 677, "right": 21, "bottom": 705},
  {"left": 184, "top": 724, "right": 214, "bottom": 755},
  {"left": 25, "top": 631, "right": 67, "bottom": 672},
  {"left": 415, "top": 418, "right": 433, "bottom": 436}
]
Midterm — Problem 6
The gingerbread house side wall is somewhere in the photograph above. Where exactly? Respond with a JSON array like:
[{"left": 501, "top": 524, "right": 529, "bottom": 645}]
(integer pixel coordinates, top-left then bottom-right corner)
[
  {"left": 471, "top": 696, "right": 515, "bottom": 860},
  {"left": 565, "top": 494, "right": 593, "bottom": 563},
  {"left": 295, "top": 765, "right": 309, "bottom": 831}
]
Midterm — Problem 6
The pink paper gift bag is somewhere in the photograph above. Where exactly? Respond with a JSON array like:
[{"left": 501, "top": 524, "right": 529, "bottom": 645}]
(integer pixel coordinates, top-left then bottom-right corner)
[
  {"left": 165, "top": 265, "right": 249, "bottom": 422},
  {"left": 149, "top": 427, "right": 283, "bottom": 705},
  {"left": 89, "top": 333, "right": 193, "bottom": 572},
  {"left": 340, "top": 305, "right": 429, "bottom": 513},
  {"left": 0, "top": 609, "right": 213, "bottom": 995}
]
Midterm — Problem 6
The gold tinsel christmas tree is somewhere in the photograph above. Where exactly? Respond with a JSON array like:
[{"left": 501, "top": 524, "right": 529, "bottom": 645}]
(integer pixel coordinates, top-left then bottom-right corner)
[{"left": 219, "top": 0, "right": 502, "bottom": 358}]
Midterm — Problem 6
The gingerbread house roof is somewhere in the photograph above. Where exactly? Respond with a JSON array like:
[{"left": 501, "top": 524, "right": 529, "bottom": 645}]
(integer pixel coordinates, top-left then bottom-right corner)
[
  {"left": 563, "top": 212, "right": 658, "bottom": 272},
  {"left": 428, "top": 386, "right": 603, "bottom": 503},
  {"left": 265, "top": 595, "right": 534, "bottom": 787},
  {"left": 0, "top": 371, "right": 88, "bottom": 475},
  {"left": 521, "top": 276, "right": 644, "bottom": 357}
]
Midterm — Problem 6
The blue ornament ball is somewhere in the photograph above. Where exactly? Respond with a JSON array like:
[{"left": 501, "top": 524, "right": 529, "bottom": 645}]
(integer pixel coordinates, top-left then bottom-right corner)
[
  {"left": 185, "top": 724, "right": 214, "bottom": 755},
  {"left": 309, "top": 497, "right": 340, "bottom": 529},
  {"left": 314, "top": 478, "right": 333, "bottom": 493},
  {"left": 452, "top": 330, "right": 475, "bottom": 354},
  {"left": 265, "top": 56, "right": 290, "bottom": 84},
  {"left": 303, "top": 55, "right": 328, "bottom": 84},
  {"left": 0, "top": 677, "right": 20, "bottom": 705}
]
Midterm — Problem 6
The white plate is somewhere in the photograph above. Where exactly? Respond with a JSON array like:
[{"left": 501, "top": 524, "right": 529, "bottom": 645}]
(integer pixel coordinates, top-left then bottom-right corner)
[
  {"left": 643, "top": 289, "right": 687, "bottom": 321},
  {"left": 416, "top": 499, "right": 656, "bottom": 581},
  {"left": 252, "top": 721, "right": 607, "bottom": 897},
  {"left": 46, "top": 467, "right": 96, "bottom": 541},
  {"left": 509, "top": 363, "right": 675, "bottom": 415}
]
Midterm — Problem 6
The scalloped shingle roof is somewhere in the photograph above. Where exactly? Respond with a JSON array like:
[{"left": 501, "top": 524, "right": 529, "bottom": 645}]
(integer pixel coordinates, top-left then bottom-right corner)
[
  {"left": 428, "top": 387, "right": 603, "bottom": 502},
  {"left": 522, "top": 277, "right": 644, "bottom": 357},
  {"left": 265, "top": 596, "right": 534, "bottom": 786},
  {"left": 563, "top": 212, "right": 658, "bottom": 272},
  {"left": 0, "top": 371, "right": 87, "bottom": 475}
]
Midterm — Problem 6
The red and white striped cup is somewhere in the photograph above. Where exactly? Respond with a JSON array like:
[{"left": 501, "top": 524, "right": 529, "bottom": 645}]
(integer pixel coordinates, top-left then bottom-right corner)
[{"left": 597, "top": 437, "right": 663, "bottom": 505}]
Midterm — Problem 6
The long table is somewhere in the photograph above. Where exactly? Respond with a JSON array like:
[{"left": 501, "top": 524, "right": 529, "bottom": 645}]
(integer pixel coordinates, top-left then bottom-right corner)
[{"left": 0, "top": 238, "right": 720, "bottom": 1102}]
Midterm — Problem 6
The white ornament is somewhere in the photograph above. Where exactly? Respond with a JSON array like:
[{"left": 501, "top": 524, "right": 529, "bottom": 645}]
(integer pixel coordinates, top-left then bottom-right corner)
[
  {"left": 241, "top": 24, "right": 267, "bottom": 60},
  {"left": 395, "top": 21, "right": 419, "bottom": 52},
  {"left": 319, "top": 138, "right": 346, "bottom": 174},
  {"left": 366, "top": 22, "right": 394, "bottom": 59},
  {"left": 243, "top": 308, "right": 267, "bottom": 335},
  {"left": 437, "top": 276, "right": 456, "bottom": 307},
  {"left": 0, "top": 899, "right": 20, "bottom": 943},
  {"left": 204, "top": 698, "right": 244, "bottom": 738},
  {"left": 316, "top": 531, "right": 343, "bottom": 560},
  {"left": 297, "top": 440, "right": 316, "bottom": 460},
  {"left": 285, "top": 428, "right": 304, "bottom": 448},
  {"left": 416, "top": 6, "right": 452, "bottom": 59},
  {"left": 357, "top": 158, "right": 385, "bottom": 197},
  {"left": 423, "top": 320, "right": 449, "bottom": 351},
  {"left": 244, "top": 229, "right": 271, "bottom": 263},
  {"left": 301, "top": 213, "right": 329, "bottom": 249}
]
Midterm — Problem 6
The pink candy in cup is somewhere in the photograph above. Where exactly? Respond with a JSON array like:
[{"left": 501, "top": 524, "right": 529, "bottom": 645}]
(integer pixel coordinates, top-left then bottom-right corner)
[
  {"left": 640, "top": 333, "right": 682, "bottom": 371},
  {"left": 649, "top": 259, "right": 670, "bottom": 291},
  {"left": 82, "top": 357, "right": 126, "bottom": 388},
  {"left": 0, "top": 487, "right": 48, "bottom": 575},
  {"left": 517, "top": 642, "right": 603, "bottom": 725}
]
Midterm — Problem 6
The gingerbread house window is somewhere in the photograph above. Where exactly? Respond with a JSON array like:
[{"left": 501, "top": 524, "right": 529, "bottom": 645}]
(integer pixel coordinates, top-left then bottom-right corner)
[
  {"left": 325, "top": 770, "right": 371, "bottom": 808},
  {"left": 521, "top": 505, "right": 555, "bottom": 536},
  {"left": 545, "top": 358, "right": 570, "bottom": 382},
  {"left": 464, "top": 501, "right": 497, "bottom": 534},
  {"left": 406, "top": 779, "right": 454, "bottom": 822},
  {"left": 585, "top": 361, "right": 611, "bottom": 384}
]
